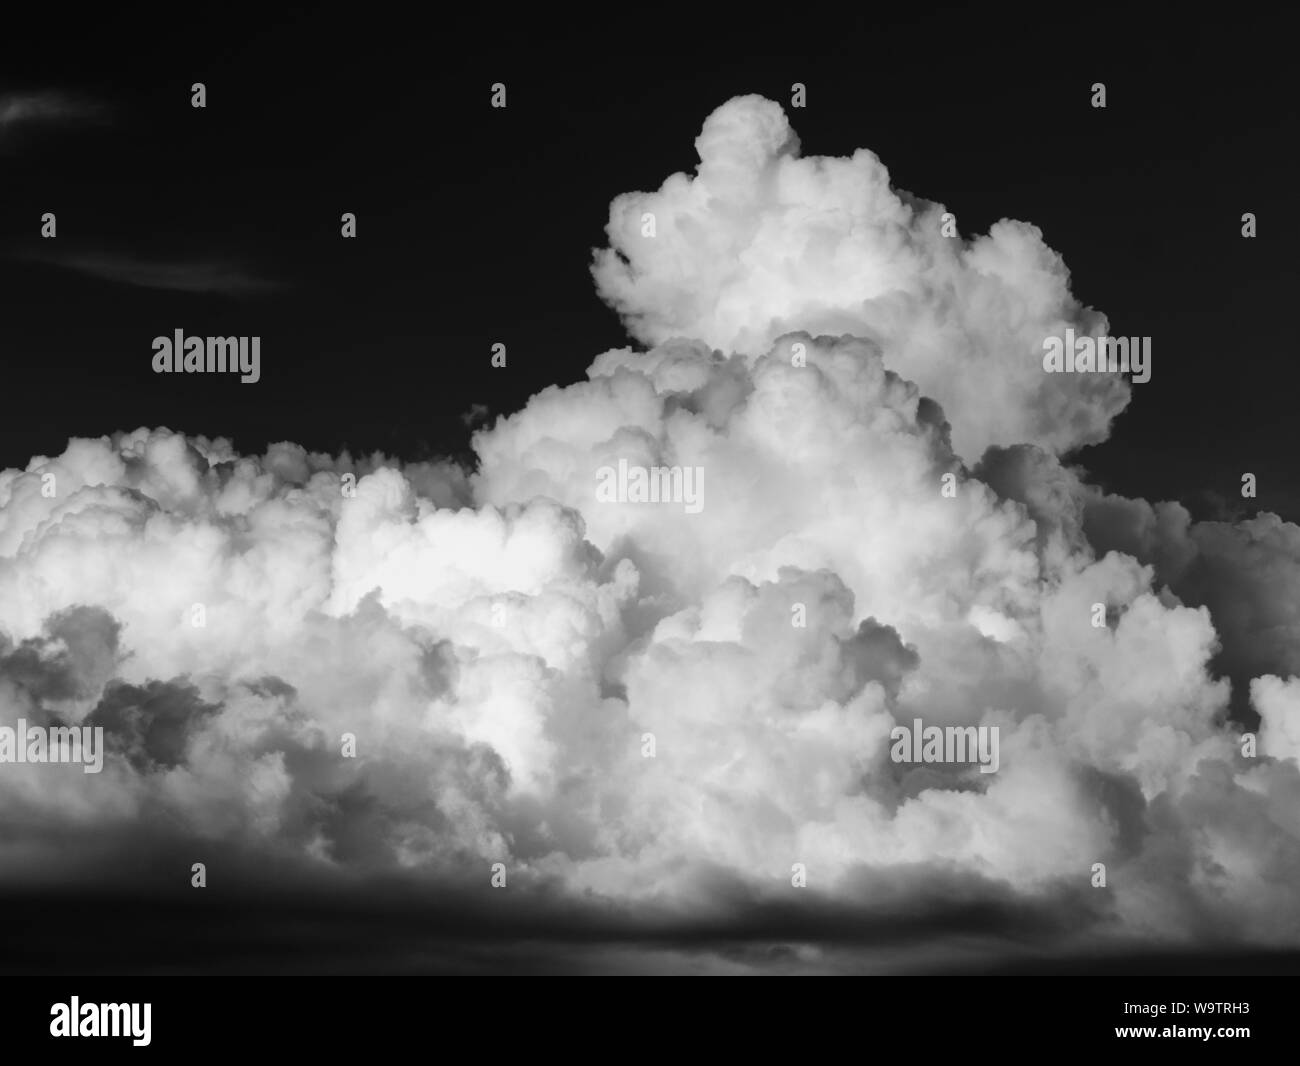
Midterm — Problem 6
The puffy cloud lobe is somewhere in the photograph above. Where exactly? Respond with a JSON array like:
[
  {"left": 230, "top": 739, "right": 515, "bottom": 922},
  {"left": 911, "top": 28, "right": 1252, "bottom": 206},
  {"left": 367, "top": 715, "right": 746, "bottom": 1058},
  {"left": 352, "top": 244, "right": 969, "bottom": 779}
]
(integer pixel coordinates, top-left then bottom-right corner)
[
  {"left": 592, "top": 96, "right": 1127, "bottom": 459},
  {"left": 475, "top": 333, "right": 1041, "bottom": 641},
  {"left": 1251, "top": 676, "right": 1300, "bottom": 763},
  {"left": 1080, "top": 486, "right": 1300, "bottom": 717}
]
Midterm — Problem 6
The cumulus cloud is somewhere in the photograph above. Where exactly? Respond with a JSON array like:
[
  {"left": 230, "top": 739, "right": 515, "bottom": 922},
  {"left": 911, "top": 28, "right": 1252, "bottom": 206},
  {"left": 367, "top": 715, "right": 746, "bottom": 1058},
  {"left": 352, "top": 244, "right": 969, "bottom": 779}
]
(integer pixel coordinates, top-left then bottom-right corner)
[
  {"left": 592, "top": 95, "right": 1127, "bottom": 460},
  {"left": 2, "top": 96, "right": 1298, "bottom": 970}
]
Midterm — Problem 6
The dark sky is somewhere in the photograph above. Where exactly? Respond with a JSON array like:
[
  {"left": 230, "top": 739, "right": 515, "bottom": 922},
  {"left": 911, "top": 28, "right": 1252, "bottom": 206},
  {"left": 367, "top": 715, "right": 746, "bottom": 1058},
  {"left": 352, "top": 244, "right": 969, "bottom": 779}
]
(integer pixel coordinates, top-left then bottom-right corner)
[{"left": 1, "top": 7, "right": 1294, "bottom": 521}]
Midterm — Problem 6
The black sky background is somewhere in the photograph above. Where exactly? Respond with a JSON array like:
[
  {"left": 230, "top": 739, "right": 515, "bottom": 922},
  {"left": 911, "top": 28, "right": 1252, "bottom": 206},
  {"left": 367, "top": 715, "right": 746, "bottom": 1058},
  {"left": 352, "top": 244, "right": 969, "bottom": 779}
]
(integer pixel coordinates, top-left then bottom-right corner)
[
  {"left": 1, "top": 6, "right": 1294, "bottom": 522},
  {"left": 0, "top": 6, "right": 1297, "bottom": 978}
]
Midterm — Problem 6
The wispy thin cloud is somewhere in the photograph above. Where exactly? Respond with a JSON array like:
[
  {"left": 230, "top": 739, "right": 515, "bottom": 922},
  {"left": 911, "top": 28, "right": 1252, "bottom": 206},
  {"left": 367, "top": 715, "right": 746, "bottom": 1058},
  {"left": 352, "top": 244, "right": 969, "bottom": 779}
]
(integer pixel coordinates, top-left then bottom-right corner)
[
  {"left": 26, "top": 251, "right": 284, "bottom": 295},
  {"left": 0, "top": 91, "right": 110, "bottom": 147}
]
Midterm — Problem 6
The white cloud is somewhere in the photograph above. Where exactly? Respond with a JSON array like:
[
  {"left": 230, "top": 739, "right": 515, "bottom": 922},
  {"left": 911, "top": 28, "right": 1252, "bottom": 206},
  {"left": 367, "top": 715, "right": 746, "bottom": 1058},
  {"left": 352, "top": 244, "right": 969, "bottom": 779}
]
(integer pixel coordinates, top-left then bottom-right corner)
[
  {"left": 2, "top": 97, "right": 1299, "bottom": 960},
  {"left": 592, "top": 95, "right": 1128, "bottom": 460}
]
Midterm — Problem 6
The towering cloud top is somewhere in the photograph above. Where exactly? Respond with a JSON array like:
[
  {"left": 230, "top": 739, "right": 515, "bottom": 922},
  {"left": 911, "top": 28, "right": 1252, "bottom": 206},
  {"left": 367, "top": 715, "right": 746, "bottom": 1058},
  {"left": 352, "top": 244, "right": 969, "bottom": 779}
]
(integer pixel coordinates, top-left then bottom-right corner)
[{"left": 593, "top": 95, "right": 1127, "bottom": 459}]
